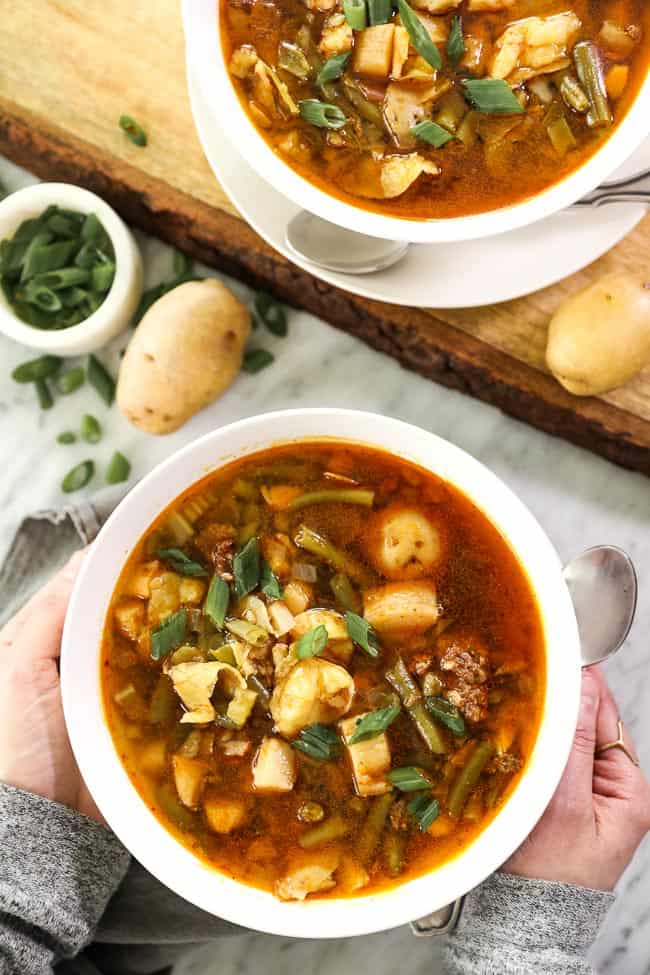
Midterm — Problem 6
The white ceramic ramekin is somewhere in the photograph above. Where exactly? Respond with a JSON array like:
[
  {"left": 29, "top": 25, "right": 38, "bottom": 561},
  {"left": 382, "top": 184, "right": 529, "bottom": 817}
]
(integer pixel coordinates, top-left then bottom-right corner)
[
  {"left": 183, "top": 0, "right": 650, "bottom": 244},
  {"left": 0, "top": 183, "right": 143, "bottom": 356},
  {"left": 61, "top": 409, "right": 581, "bottom": 939}
]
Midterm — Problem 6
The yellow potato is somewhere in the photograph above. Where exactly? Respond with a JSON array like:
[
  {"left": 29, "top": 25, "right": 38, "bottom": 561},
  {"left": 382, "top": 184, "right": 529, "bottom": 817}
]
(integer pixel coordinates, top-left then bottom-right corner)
[
  {"left": 117, "top": 279, "right": 250, "bottom": 434},
  {"left": 546, "top": 273, "right": 650, "bottom": 396}
]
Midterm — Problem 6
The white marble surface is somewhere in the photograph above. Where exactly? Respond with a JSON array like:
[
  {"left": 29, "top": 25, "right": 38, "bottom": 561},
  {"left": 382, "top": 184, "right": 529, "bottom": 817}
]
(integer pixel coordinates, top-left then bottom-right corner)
[{"left": 1, "top": 158, "right": 649, "bottom": 975}]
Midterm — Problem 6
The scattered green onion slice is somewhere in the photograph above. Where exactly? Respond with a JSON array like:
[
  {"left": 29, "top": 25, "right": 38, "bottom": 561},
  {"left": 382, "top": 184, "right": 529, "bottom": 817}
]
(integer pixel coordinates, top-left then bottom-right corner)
[
  {"left": 462, "top": 78, "right": 524, "bottom": 115},
  {"left": 426, "top": 696, "right": 466, "bottom": 736},
  {"left": 348, "top": 704, "right": 401, "bottom": 744},
  {"left": 407, "top": 794, "right": 440, "bottom": 831},
  {"left": 106, "top": 451, "right": 131, "bottom": 485},
  {"left": 243, "top": 348, "right": 275, "bottom": 373},
  {"left": 80, "top": 413, "right": 102, "bottom": 444},
  {"left": 57, "top": 431, "right": 77, "bottom": 445},
  {"left": 35, "top": 378, "right": 53, "bottom": 410},
  {"left": 396, "top": 0, "right": 442, "bottom": 71},
  {"left": 387, "top": 766, "right": 434, "bottom": 792},
  {"left": 61, "top": 459, "right": 95, "bottom": 493},
  {"left": 12, "top": 355, "right": 62, "bottom": 383},
  {"left": 411, "top": 120, "right": 454, "bottom": 147},
  {"left": 253, "top": 291, "right": 288, "bottom": 336},
  {"left": 345, "top": 611, "right": 381, "bottom": 658},
  {"left": 87, "top": 354, "right": 116, "bottom": 405},
  {"left": 343, "top": 0, "right": 367, "bottom": 30},
  {"left": 367, "top": 0, "right": 391, "bottom": 24},
  {"left": 447, "top": 15, "right": 464, "bottom": 69},
  {"left": 57, "top": 366, "right": 85, "bottom": 395},
  {"left": 292, "top": 723, "right": 341, "bottom": 761},
  {"left": 150, "top": 608, "right": 187, "bottom": 661},
  {"left": 260, "top": 559, "right": 283, "bottom": 599},
  {"left": 296, "top": 624, "right": 329, "bottom": 660},
  {"left": 157, "top": 548, "right": 208, "bottom": 577},
  {"left": 24, "top": 282, "right": 63, "bottom": 312},
  {"left": 119, "top": 114, "right": 148, "bottom": 147},
  {"left": 204, "top": 574, "right": 230, "bottom": 628},
  {"left": 233, "top": 536, "right": 260, "bottom": 599},
  {"left": 316, "top": 52, "right": 352, "bottom": 87},
  {"left": 298, "top": 99, "right": 347, "bottom": 130}
]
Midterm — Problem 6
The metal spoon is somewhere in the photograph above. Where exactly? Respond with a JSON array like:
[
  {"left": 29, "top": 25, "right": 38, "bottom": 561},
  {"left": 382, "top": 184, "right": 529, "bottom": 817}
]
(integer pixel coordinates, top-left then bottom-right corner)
[
  {"left": 285, "top": 169, "right": 650, "bottom": 276},
  {"left": 410, "top": 544, "right": 637, "bottom": 938}
]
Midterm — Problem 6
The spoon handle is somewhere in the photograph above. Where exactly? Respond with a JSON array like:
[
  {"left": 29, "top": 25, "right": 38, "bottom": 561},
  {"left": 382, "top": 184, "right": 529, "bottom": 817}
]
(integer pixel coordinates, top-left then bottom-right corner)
[{"left": 573, "top": 168, "right": 650, "bottom": 207}]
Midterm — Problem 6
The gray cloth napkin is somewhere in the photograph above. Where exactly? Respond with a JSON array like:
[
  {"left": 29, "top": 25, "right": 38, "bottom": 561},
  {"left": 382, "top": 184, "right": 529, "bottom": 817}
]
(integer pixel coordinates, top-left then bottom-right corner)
[{"left": 0, "top": 485, "right": 128, "bottom": 625}]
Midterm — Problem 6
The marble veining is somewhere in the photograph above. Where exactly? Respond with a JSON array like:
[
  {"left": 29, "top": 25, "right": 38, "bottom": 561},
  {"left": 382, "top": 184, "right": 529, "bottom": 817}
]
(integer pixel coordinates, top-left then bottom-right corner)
[{"left": 0, "top": 157, "right": 648, "bottom": 975}]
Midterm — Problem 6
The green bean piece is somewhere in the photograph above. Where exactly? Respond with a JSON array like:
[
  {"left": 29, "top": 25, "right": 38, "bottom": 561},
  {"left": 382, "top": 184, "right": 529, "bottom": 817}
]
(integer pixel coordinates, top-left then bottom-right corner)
[
  {"left": 386, "top": 658, "right": 448, "bottom": 754},
  {"left": 57, "top": 431, "right": 77, "bottom": 445},
  {"left": 573, "top": 41, "right": 612, "bottom": 128},
  {"left": 447, "top": 740, "right": 495, "bottom": 818},
  {"left": 35, "top": 378, "right": 53, "bottom": 410},
  {"left": 278, "top": 41, "right": 312, "bottom": 80},
  {"left": 148, "top": 675, "right": 177, "bottom": 724},
  {"left": 119, "top": 114, "right": 148, "bottom": 147},
  {"left": 57, "top": 366, "right": 85, "bottom": 395},
  {"left": 81, "top": 413, "right": 102, "bottom": 444},
  {"left": 242, "top": 348, "right": 275, "bottom": 374},
  {"left": 61, "top": 460, "right": 95, "bottom": 493},
  {"left": 294, "top": 524, "right": 371, "bottom": 585},
  {"left": 87, "top": 354, "right": 116, "bottom": 405},
  {"left": 156, "top": 782, "right": 197, "bottom": 829},
  {"left": 384, "top": 829, "right": 406, "bottom": 876},
  {"left": 560, "top": 75, "right": 590, "bottom": 114},
  {"left": 106, "top": 451, "right": 131, "bottom": 485},
  {"left": 289, "top": 488, "right": 375, "bottom": 510},
  {"left": 357, "top": 793, "right": 394, "bottom": 865},
  {"left": 330, "top": 573, "right": 361, "bottom": 614},
  {"left": 299, "top": 814, "right": 349, "bottom": 850},
  {"left": 12, "top": 354, "right": 62, "bottom": 383},
  {"left": 343, "top": 0, "right": 367, "bottom": 30}
]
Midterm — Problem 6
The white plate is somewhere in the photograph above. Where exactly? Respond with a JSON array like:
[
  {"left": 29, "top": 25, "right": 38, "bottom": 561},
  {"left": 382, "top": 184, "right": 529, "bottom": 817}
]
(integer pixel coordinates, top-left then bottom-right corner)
[{"left": 187, "top": 64, "right": 648, "bottom": 309}]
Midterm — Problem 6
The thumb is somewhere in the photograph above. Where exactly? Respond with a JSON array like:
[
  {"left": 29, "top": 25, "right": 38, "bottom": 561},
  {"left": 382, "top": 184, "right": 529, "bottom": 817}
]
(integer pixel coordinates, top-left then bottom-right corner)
[
  {"left": 556, "top": 668, "right": 600, "bottom": 802},
  {"left": 0, "top": 548, "right": 88, "bottom": 662}
]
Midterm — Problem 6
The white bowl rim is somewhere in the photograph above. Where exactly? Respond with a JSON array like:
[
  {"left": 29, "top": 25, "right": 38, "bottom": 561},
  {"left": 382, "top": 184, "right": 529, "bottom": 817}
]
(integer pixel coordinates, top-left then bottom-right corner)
[
  {"left": 0, "top": 182, "right": 141, "bottom": 354},
  {"left": 61, "top": 408, "right": 581, "bottom": 939},
  {"left": 183, "top": 0, "right": 650, "bottom": 244}
]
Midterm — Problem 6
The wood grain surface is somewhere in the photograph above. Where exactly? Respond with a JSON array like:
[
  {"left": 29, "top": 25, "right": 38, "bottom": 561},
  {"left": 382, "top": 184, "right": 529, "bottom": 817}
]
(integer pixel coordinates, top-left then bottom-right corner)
[{"left": 0, "top": 0, "right": 648, "bottom": 474}]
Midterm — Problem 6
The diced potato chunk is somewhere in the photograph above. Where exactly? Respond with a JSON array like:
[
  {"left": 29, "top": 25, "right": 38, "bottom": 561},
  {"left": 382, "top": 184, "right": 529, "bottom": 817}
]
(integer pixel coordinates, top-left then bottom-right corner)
[
  {"left": 274, "top": 850, "right": 340, "bottom": 901},
  {"left": 363, "top": 581, "right": 439, "bottom": 634},
  {"left": 148, "top": 571, "right": 181, "bottom": 626},
  {"left": 283, "top": 580, "right": 314, "bottom": 615},
  {"left": 411, "top": 0, "right": 460, "bottom": 11},
  {"left": 268, "top": 600, "right": 295, "bottom": 637},
  {"left": 123, "top": 560, "right": 163, "bottom": 599},
  {"left": 392, "top": 25, "right": 410, "bottom": 79},
  {"left": 252, "top": 737, "right": 297, "bottom": 792},
  {"left": 114, "top": 598, "right": 146, "bottom": 642},
  {"left": 179, "top": 577, "right": 207, "bottom": 605},
  {"left": 138, "top": 739, "right": 168, "bottom": 777},
  {"left": 271, "top": 658, "right": 355, "bottom": 737},
  {"left": 366, "top": 505, "right": 441, "bottom": 579},
  {"left": 203, "top": 794, "right": 247, "bottom": 833},
  {"left": 173, "top": 755, "right": 206, "bottom": 809},
  {"left": 261, "top": 533, "right": 294, "bottom": 578},
  {"left": 339, "top": 714, "right": 391, "bottom": 796},
  {"left": 353, "top": 24, "right": 395, "bottom": 79}
]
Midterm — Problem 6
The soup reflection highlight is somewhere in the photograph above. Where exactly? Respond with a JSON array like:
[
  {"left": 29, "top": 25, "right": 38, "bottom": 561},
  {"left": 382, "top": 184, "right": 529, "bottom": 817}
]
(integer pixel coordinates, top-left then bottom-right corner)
[{"left": 102, "top": 443, "right": 545, "bottom": 900}]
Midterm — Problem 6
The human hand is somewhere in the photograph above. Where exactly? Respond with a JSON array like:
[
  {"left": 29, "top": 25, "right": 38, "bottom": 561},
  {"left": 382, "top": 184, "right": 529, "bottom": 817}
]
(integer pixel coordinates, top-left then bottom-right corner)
[
  {"left": 503, "top": 667, "right": 650, "bottom": 891},
  {"left": 0, "top": 550, "right": 103, "bottom": 823}
]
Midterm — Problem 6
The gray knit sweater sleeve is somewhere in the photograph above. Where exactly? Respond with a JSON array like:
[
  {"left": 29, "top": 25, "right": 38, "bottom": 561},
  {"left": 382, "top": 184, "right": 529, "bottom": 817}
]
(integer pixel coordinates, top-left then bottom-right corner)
[
  {"left": 442, "top": 872, "right": 615, "bottom": 975},
  {"left": 0, "top": 783, "right": 130, "bottom": 974}
]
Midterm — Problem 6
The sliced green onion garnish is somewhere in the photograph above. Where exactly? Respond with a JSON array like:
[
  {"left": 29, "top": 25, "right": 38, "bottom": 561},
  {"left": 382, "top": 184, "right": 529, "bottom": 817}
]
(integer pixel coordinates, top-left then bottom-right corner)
[
  {"left": 292, "top": 723, "right": 341, "bottom": 761},
  {"left": 80, "top": 413, "right": 102, "bottom": 444},
  {"left": 34, "top": 267, "right": 90, "bottom": 291},
  {"left": 150, "top": 608, "right": 187, "bottom": 661},
  {"left": 243, "top": 348, "right": 275, "bottom": 373},
  {"left": 204, "top": 574, "right": 230, "bottom": 627},
  {"left": 367, "top": 0, "right": 391, "bottom": 25},
  {"left": 426, "top": 696, "right": 466, "bottom": 736},
  {"left": 396, "top": 0, "right": 442, "bottom": 71},
  {"left": 35, "top": 378, "right": 53, "bottom": 410},
  {"left": 106, "top": 451, "right": 131, "bottom": 485},
  {"left": 61, "top": 459, "right": 95, "bottom": 493},
  {"left": 12, "top": 355, "right": 62, "bottom": 383},
  {"left": 233, "top": 536, "right": 260, "bottom": 598},
  {"left": 348, "top": 704, "right": 401, "bottom": 744},
  {"left": 119, "top": 114, "right": 148, "bottom": 146},
  {"left": 407, "top": 793, "right": 440, "bottom": 831},
  {"left": 57, "top": 431, "right": 77, "bottom": 445},
  {"left": 57, "top": 366, "right": 85, "bottom": 395},
  {"left": 298, "top": 99, "right": 347, "bottom": 130},
  {"left": 157, "top": 548, "right": 208, "bottom": 577},
  {"left": 387, "top": 766, "right": 434, "bottom": 792},
  {"left": 316, "top": 52, "right": 352, "bottom": 87},
  {"left": 87, "top": 354, "right": 116, "bottom": 405},
  {"left": 345, "top": 611, "right": 381, "bottom": 657},
  {"left": 296, "top": 624, "right": 329, "bottom": 659},
  {"left": 447, "top": 15, "right": 464, "bottom": 70},
  {"left": 411, "top": 120, "right": 454, "bottom": 147},
  {"left": 24, "top": 281, "right": 63, "bottom": 312},
  {"left": 343, "top": 0, "right": 367, "bottom": 30},
  {"left": 462, "top": 78, "right": 524, "bottom": 115},
  {"left": 253, "top": 291, "right": 288, "bottom": 336},
  {"left": 260, "top": 559, "right": 283, "bottom": 599}
]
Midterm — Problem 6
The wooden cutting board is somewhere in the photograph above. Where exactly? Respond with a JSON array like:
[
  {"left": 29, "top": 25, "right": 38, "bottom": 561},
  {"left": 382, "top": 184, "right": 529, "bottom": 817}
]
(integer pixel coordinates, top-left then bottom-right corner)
[{"left": 1, "top": 1, "right": 649, "bottom": 475}]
